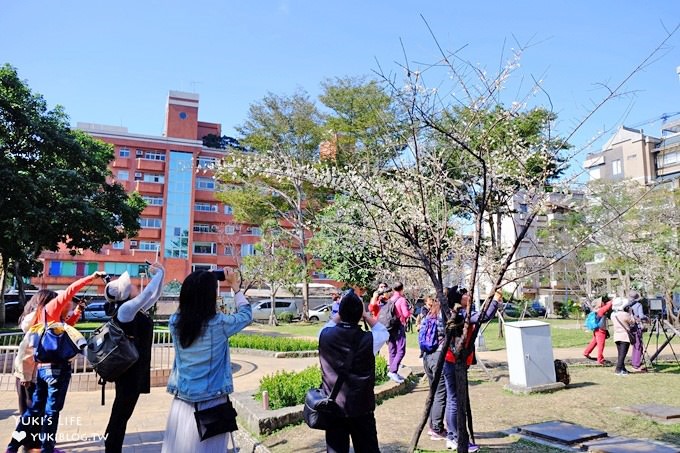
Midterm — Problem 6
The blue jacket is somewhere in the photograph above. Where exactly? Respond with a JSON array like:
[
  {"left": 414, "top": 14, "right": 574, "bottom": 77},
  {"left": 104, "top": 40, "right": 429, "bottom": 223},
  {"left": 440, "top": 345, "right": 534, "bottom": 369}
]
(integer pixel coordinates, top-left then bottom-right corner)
[{"left": 167, "top": 299, "right": 252, "bottom": 402}]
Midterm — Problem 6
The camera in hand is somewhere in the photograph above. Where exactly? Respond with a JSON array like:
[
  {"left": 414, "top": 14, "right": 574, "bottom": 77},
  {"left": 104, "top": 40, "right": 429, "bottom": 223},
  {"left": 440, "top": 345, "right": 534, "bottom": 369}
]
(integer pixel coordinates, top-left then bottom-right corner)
[{"left": 213, "top": 269, "right": 226, "bottom": 281}]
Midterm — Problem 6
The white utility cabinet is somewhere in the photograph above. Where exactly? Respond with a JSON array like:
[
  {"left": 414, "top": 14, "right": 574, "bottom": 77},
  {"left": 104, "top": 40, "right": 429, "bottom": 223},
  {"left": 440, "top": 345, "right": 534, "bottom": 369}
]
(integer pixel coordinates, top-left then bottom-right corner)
[{"left": 505, "top": 320, "right": 556, "bottom": 389}]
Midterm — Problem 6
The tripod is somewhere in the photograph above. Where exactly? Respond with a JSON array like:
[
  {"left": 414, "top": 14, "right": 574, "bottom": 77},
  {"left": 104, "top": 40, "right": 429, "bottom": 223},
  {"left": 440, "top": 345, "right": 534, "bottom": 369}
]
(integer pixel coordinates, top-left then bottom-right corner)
[{"left": 643, "top": 314, "right": 680, "bottom": 368}]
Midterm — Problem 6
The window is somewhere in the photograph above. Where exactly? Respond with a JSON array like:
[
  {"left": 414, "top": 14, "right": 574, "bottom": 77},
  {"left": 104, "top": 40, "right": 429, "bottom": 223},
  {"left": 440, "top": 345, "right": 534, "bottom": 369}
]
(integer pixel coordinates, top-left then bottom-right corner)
[
  {"left": 241, "top": 243, "right": 256, "bottom": 257},
  {"left": 197, "top": 156, "right": 217, "bottom": 168},
  {"left": 142, "top": 196, "right": 163, "bottom": 206},
  {"left": 225, "top": 225, "right": 236, "bottom": 235},
  {"left": 224, "top": 245, "right": 234, "bottom": 256},
  {"left": 49, "top": 261, "right": 98, "bottom": 276},
  {"left": 312, "top": 271, "right": 328, "bottom": 279},
  {"left": 193, "top": 242, "right": 217, "bottom": 255},
  {"left": 194, "top": 223, "right": 210, "bottom": 233},
  {"left": 518, "top": 203, "right": 528, "bottom": 213},
  {"left": 143, "top": 173, "right": 164, "bottom": 183},
  {"left": 103, "top": 262, "right": 143, "bottom": 277},
  {"left": 195, "top": 202, "right": 218, "bottom": 212},
  {"left": 142, "top": 151, "right": 166, "bottom": 161},
  {"left": 224, "top": 205, "right": 233, "bottom": 215},
  {"left": 112, "top": 241, "right": 124, "bottom": 250},
  {"left": 139, "top": 241, "right": 160, "bottom": 251},
  {"left": 248, "top": 227, "right": 262, "bottom": 236},
  {"left": 119, "top": 148, "right": 130, "bottom": 158},
  {"left": 140, "top": 218, "right": 162, "bottom": 228},
  {"left": 612, "top": 159, "right": 622, "bottom": 176},
  {"left": 192, "top": 264, "right": 215, "bottom": 272},
  {"left": 117, "top": 170, "right": 129, "bottom": 181},
  {"left": 660, "top": 151, "right": 679, "bottom": 168},
  {"left": 196, "top": 177, "right": 215, "bottom": 191}
]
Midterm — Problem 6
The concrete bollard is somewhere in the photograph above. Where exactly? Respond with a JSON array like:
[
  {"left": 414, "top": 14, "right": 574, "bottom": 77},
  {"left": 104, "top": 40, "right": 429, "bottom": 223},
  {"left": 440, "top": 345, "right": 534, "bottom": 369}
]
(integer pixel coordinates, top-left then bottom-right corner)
[{"left": 262, "top": 390, "right": 270, "bottom": 410}]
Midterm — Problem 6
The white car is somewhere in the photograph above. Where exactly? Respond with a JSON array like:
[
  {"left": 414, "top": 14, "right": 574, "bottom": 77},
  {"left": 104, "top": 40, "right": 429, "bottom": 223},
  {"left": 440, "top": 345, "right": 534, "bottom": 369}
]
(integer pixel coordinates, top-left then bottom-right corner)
[
  {"left": 251, "top": 299, "right": 300, "bottom": 322},
  {"left": 308, "top": 304, "right": 332, "bottom": 322}
]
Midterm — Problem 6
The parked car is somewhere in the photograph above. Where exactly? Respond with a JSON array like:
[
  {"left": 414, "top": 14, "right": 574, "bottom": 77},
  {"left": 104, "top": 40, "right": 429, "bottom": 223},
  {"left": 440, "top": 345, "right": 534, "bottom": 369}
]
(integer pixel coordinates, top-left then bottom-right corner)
[
  {"left": 531, "top": 301, "right": 547, "bottom": 317},
  {"left": 251, "top": 299, "right": 300, "bottom": 322},
  {"left": 81, "top": 300, "right": 111, "bottom": 322},
  {"left": 308, "top": 304, "right": 331, "bottom": 322},
  {"left": 4, "top": 301, "right": 22, "bottom": 324},
  {"left": 500, "top": 302, "right": 536, "bottom": 318}
]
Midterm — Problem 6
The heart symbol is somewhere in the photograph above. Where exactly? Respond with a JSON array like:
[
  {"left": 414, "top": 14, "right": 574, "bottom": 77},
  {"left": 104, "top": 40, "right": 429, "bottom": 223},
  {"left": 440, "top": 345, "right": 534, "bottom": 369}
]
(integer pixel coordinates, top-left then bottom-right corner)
[{"left": 12, "top": 430, "right": 27, "bottom": 442}]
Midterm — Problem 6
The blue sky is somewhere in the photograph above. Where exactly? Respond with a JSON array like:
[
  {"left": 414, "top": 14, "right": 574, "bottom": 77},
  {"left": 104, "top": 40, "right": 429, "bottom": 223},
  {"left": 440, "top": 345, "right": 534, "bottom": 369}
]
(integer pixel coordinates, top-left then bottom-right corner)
[{"left": 3, "top": 1, "right": 680, "bottom": 163}]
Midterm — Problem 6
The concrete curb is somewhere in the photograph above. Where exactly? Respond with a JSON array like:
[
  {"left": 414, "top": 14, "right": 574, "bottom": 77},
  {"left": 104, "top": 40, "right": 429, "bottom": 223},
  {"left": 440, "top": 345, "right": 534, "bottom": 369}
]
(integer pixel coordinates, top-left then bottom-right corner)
[{"left": 232, "top": 367, "right": 415, "bottom": 436}]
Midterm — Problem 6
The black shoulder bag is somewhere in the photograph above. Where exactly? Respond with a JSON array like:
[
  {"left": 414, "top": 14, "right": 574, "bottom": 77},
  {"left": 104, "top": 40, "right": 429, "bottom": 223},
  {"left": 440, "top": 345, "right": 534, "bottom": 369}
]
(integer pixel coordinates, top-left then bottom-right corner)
[{"left": 304, "top": 327, "right": 361, "bottom": 430}]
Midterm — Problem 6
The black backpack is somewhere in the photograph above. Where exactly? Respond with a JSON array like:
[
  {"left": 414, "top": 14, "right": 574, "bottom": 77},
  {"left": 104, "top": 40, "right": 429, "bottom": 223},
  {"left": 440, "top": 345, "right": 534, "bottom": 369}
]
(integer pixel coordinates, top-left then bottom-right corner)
[
  {"left": 377, "top": 299, "right": 401, "bottom": 334},
  {"left": 86, "top": 318, "right": 139, "bottom": 384}
]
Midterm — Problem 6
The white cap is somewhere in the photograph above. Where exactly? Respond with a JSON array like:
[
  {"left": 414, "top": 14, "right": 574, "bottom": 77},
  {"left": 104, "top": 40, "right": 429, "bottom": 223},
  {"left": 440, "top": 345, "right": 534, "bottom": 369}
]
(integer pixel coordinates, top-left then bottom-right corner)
[
  {"left": 104, "top": 272, "right": 132, "bottom": 303},
  {"left": 612, "top": 297, "right": 629, "bottom": 312}
]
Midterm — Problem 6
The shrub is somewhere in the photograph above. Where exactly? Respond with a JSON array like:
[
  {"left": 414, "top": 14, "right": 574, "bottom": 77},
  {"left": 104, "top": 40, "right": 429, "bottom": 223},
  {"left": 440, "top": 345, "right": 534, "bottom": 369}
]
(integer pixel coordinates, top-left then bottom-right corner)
[
  {"left": 229, "top": 333, "right": 317, "bottom": 352},
  {"left": 256, "top": 366, "right": 321, "bottom": 409},
  {"left": 256, "top": 355, "right": 390, "bottom": 409},
  {"left": 277, "top": 311, "right": 295, "bottom": 323}
]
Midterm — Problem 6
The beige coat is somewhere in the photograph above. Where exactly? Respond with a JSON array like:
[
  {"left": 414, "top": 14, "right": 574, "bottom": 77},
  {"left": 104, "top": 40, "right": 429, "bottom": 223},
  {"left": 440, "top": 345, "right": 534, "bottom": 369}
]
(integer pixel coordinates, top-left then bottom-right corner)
[{"left": 611, "top": 310, "right": 634, "bottom": 343}]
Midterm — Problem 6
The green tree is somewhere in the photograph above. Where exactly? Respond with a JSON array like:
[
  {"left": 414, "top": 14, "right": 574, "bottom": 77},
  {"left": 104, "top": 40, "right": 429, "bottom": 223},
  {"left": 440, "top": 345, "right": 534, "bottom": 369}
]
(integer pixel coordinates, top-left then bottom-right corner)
[
  {"left": 0, "top": 64, "right": 145, "bottom": 324},
  {"left": 217, "top": 90, "right": 327, "bottom": 321},
  {"left": 241, "top": 222, "right": 305, "bottom": 325},
  {"left": 319, "top": 76, "right": 403, "bottom": 168}
]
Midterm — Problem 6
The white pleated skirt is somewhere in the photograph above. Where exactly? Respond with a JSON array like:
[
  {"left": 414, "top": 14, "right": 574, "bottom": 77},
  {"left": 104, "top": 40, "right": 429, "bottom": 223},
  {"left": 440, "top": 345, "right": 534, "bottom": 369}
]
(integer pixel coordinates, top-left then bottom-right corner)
[{"left": 161, "top": 395, "right": 235, "bottom": 453}]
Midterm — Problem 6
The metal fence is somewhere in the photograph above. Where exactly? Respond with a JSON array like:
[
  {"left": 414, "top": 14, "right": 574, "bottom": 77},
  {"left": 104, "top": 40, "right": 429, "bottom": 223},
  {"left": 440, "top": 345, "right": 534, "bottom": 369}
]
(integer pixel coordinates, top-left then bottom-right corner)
[{"left": 0, "top": 330, "right": 175, "bottom": 375}]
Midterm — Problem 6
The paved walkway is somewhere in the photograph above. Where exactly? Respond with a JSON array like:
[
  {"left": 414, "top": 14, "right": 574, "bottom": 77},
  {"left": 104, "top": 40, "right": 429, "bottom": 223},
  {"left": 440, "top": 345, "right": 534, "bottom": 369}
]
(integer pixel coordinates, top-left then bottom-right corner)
[{"left": 0, "top": 342, "right": 636, "bottom": 452}]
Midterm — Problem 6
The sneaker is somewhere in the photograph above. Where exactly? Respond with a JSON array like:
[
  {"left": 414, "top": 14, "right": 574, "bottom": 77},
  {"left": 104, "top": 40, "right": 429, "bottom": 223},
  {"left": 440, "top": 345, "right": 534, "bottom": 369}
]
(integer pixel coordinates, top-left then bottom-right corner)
[
  {"left": 615, "top": 370, "right": 629, "bottom": 376},
  {"left": 584, "top": 354, "right": 596, "bottom": 360},
  {"left": 387, "top": 372, "right": 404, "bottom": 383},
  {"left": 632, "top": 366, "right": 647, "bottom": 373},
  {"left": 446, "top": 438, "right": 457, "bottom": 450},
  {"left": 468, "top": 443, "right": 480, "bottom": 452},
  {"left": 430, "top": 430, "right": 447, "bottom": 441}
]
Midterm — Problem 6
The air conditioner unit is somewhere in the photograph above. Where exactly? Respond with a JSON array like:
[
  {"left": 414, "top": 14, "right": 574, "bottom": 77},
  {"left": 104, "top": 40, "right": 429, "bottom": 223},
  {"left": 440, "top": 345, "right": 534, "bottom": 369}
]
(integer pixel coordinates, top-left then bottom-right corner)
[
  {"left": 136, "top": 149, "right": 144, "bottom": 157},
  {"left": 210, "top": 225, "right": 218, "bottom": 232},
  {"left": 134, "top": 172, "right": 143, "bottom": 180},
  {"left": 130, "top": 240, "right": 139, "bottom": 249}
]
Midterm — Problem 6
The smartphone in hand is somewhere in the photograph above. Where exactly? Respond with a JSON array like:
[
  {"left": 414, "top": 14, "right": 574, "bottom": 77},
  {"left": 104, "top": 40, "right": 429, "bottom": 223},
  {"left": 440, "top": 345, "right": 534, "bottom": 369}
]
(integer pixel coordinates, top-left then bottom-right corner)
[{"left": 213, "top": 269, "right": 226, "bottom": 281}]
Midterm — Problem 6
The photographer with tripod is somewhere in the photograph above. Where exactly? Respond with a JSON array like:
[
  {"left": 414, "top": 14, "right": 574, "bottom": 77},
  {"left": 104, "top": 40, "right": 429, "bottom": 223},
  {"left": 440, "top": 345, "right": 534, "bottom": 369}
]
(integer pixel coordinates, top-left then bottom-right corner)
[{"left": 627, "top": 291, "right": 648, "bottom": 372}]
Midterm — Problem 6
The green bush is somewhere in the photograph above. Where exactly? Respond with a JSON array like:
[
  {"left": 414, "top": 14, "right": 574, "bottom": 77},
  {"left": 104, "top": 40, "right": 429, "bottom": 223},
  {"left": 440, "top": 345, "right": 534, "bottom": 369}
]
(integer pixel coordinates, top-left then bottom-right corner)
[
  {"left": 256, "top": 356, "right": 390, "bottom": 409},
  {"left": 277, "top": 311, "right": 295, "bottom": 323},
  {"left": 229, "top": 333, "right": 317, "bottom": 352},
  {"left": 375, "top": 355, "right": 388, "bottom": 383},
  {"left": 256, "top": 366, "right": 321, "bottom": 409}
]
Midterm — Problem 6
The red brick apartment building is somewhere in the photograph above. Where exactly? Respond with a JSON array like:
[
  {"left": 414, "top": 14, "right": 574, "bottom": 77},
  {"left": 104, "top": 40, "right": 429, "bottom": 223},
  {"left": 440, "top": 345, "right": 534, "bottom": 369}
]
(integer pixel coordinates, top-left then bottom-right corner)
[{"left": 35, "top": 91, "right": 329, "bottom": 294}]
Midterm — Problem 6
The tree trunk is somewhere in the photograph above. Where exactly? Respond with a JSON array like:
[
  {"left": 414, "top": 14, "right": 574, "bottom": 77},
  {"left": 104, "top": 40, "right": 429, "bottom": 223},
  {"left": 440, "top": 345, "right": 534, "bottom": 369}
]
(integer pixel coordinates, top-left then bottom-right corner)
[
  {"left": 269, "top": 289, "right": 278, "bottom": 326},
  {"left": 455, "top": 359, "right": 471, "bottom": 453},
  {"left": 0, "top": 255, "right": 7, "bottom": 326},
  {"left": 15, "top": 261, "right": 26, "bottom": 305}
]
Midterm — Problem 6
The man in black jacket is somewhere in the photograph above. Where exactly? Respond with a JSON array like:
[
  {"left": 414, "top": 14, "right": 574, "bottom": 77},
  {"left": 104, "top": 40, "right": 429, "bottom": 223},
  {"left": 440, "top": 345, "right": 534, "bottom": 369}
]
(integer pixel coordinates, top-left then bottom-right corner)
[{"left": 318, "top": 289, "right": 389, "bottom": 453}]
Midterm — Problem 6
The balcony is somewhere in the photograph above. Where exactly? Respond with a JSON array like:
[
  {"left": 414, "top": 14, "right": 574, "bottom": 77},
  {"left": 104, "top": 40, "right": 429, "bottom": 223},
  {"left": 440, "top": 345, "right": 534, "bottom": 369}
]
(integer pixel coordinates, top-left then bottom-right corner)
[
  {"left": 136, "top": 159, "right": 165, "bottom": 172},
  {"left": 112, "top": 158, "right": 131, "bottom": 168},
  {"left": 137, "top": 229, "right": 161, "bottom": 240},
  {"left": 142, "top": 205, "right": 163, "bottom": 217},
  {"left": 193, "top": 211, "right": 223, "bottom": 223},
  {"left": 194, "top": 190, "right": 219, "bottom": 203},
  {"left": 135, "top": 181, "right": 164, "bottom": 194}
]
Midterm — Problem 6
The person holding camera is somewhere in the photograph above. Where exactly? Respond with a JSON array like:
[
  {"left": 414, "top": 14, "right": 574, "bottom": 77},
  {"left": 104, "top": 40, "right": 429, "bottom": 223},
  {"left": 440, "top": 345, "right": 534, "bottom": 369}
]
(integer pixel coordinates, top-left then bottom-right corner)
[
  {"left": 318, "top": 289, "right": 389, "bottom": 453},
  {"left": 611, "top": 297, "right": 635, "bottom": 376},
  {"left": 162, "top": 269, "right": 251, "bottom": 452},
  {"left": 102, "top": 262, "right": 165, "bottom": 452},
  {"left": 583, "top": 295, "right": 614, "bottom": 365},
  {"left": 386, "top": 282, "right": 410, "bottom": 383},
  {"left": 627, "top": 291, "right": 647, "bottom": 372},
  {"left": 368, "top": 283, "right": 389, "bottom": 318}
]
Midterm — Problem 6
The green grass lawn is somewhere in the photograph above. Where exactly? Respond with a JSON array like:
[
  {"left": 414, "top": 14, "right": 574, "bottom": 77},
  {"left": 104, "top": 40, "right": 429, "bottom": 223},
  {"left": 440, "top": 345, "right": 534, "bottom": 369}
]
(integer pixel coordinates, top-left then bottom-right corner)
[{"left": 254, "top": 317, "right": 680, "bottom": 353}]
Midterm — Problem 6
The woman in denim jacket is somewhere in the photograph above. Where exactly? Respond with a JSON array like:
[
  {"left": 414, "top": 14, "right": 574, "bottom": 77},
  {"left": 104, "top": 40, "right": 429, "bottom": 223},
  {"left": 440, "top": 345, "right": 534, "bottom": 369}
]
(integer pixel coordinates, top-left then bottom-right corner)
[{"left": 162, "top": 269, "right": 252, "bottom": 452}]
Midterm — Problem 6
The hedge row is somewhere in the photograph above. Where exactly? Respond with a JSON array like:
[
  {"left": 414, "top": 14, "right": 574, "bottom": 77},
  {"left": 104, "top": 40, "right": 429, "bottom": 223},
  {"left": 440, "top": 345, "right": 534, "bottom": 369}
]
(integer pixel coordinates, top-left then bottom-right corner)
[
  {"left": 256, "top": 355, "right": 389, "bottom": 409},
  {"left": 229, "top": 333, "right": 318, "bottom": 352}
]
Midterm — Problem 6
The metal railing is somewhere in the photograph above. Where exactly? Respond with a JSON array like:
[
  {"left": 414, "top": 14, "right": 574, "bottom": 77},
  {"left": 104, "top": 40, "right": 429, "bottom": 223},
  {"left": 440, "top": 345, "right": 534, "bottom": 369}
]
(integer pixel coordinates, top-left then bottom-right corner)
[{"left": 0, "top": 329, "right": 175, "bottom": 375}]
